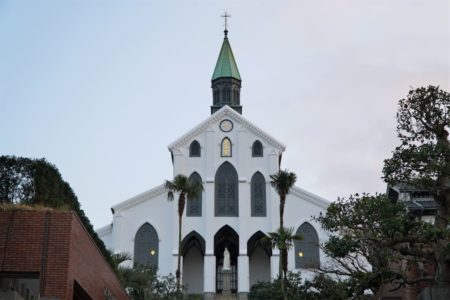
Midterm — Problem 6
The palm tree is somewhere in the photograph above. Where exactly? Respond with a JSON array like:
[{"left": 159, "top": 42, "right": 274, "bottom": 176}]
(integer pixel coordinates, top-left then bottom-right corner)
[
  {"left": 270, "top": 169, "right": 297, "bottom": 300},
  {"left": 110, "top": 251, "right": 132, "bottom": 285},
  {"left": 265, "top": 227, "right": 302, "bottom": 300},
  {"left": 270, "top": 169, "right": 297, "bottom": 230},
  {"left": 165, "top": 174, "right": 203, "bottom": 295}
]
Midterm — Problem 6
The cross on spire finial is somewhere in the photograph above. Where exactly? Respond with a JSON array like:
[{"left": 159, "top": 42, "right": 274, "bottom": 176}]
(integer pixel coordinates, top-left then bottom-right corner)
[{"left": 221, "top": 12, "right": 231, "bottom": 36}]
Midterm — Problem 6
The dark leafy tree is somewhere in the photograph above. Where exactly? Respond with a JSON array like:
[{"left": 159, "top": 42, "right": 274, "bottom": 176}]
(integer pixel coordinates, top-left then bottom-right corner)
[
  {"left": 0, "top": 155, "right": 114, "bottom": 268},
  {"left": 249, "top": 271, "right": 354, "bottom": 300},
  {"left": 165, "top": 174, "right": 203, "bottom": 295},
  {"left": 270, "top": 169, "right": 297, "bottom": 299},
  {"left": 315, "top": 194, "right": 435, "bottom": 296},
  {"left": 383, "top": 85, "right": 450, "bottom": 287},
  {"left": 120, "top": 264, "right": 182, "bottom": 300}
]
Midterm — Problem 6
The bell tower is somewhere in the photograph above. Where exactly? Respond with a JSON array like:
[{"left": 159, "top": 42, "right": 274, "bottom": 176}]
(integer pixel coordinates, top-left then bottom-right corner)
[{"left": 211, "top": 16, "right": 242, "bottom": 115}]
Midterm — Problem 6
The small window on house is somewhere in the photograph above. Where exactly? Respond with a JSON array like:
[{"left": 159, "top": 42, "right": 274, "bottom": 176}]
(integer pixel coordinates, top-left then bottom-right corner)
[
  {"left": 221, "top": 137, "right": 232, "bottom": 157},
  {"left": 189, "top": 140, "right": 201, "bottom": 157},
  {"left": 252, "top": 140, "right": 263, "bottom": 157}
]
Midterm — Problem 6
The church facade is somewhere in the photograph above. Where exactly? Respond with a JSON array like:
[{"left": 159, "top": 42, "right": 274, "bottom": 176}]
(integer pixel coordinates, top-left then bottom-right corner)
[{"left": 97, "top": 30, "right": 330, "bottom": 299}]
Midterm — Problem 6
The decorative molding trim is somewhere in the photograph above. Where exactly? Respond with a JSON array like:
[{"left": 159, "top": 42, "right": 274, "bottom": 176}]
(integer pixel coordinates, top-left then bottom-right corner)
[
  {"left": 290, "top": 186, "right": 330, "bottom": 209},
  {"left": 167, "top": 106, "right": 286, "bottom": 152},
  {"left": 96, "top": 223, "right": 113, "bottom": 236},
  {"left": 111, "top": 184, "right": 166, "bottom": 213}
]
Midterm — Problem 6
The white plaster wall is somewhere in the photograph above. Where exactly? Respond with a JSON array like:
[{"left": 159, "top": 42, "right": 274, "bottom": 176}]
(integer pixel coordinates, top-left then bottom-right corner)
[
  {"left": 98, "top": 226, "right": 113, "bottom": 250},
  {"left": 173, "top": 115, "right": 281, "bottom": 258},
  {"left": 97, "top": 108, "right": 331, "bottom": 290},
  {"left": 111, "top": 191, "right": 175, "bottom": 275},
  {"left": 284, "top": 190, "right": 330, "bottom": 280}
]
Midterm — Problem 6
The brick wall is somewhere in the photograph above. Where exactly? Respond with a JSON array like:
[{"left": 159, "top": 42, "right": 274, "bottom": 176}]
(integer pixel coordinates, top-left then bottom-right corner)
[
  {"left": 68, "top": 211, "right": 129, "bottom": 299},
  {"left": 0, "top": 210, "right": 128, "bottom": 300}
]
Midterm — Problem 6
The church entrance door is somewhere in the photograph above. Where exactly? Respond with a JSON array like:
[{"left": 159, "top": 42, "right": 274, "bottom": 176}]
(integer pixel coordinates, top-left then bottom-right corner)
[
  {"left": 181, "top": 231, "right": 205, "bottom": 294},
  {"left": 214, "top": 225, "right": 239, "bottom": 294},
  {"left": 248, "top": 231, "right": 272, "bottom": 288}
]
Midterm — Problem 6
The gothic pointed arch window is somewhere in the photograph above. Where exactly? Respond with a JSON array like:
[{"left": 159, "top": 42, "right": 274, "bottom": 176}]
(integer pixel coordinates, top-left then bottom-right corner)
[
  {"left": 294, "top": 222, "right": 320, "bottom": 269},
  {"left": 252, "top": 140, "right": 263, "bottom": 157},
  {"left": 222, "top": 88, "right": 227, "bottom": 104},
  {"left": 251, "top": 172, "right": 266, "bottom": 216},
  {"left": 215, "top": 162, "right": 239, "bottom": 216},
  {"left": 214, "top": 89, "right": 219, "bottom": 105},
  {"left": 189, "top": 140, "right": 201, "bottom": 157},
  {"left": 134, "top": 223, "right": 159, "bottom": 268},
  {"left": 225, "top": 88, "right": 231, "bottom": 104},
  {"left": 187, "top": 172, "right": 202, "bottom": 216},
  {"left": 221, "top": 137, "right": 232, "bottom": 157}
]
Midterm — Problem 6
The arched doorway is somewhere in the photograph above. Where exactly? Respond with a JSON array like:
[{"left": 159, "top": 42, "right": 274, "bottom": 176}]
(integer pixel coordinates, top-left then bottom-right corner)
[
  {"left": 181, "top": 231, "right": 205, "bottom": 294},
  {"left": 214, "top": 225, "right": 239, "bottom": 293},
  {"left": 247, "top": 231, "right": 271, "bottom": 287}
]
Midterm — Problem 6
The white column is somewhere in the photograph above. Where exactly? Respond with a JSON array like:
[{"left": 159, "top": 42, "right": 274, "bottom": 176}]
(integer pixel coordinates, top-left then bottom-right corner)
[
  {"left": 269, "top": 151, "right": 280, "bottom": 232},
  {"left": 112, "top": 213, "right": 123, "bottom": 251},
  {"left": 204, "top": 254, "right": 216, "bottom": 293},
  {"left": 270, "top": 249, "right": 280, "bottom": 280},
  {"left": 238, "top": 255, "right": 249, "bottom": 293}
]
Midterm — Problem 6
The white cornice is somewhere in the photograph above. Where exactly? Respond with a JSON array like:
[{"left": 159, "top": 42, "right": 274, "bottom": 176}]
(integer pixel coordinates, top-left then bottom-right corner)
[
  {"left": 111, "top": 184, "right": 166, "bottom": 213},
  {"left": 167, "top": 106, "right": 286, "bottom": 152},
  {"left": 96, "top": 223, "right": 112, "bottom": 236},
  {"left": 290, "top": 186, "right": 330, "bottom": 209}
]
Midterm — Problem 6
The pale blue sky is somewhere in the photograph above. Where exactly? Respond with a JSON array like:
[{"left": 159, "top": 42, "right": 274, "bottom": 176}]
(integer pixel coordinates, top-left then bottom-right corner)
[{"left": 1, "top": 0, "right": 449, "bottom": 228}]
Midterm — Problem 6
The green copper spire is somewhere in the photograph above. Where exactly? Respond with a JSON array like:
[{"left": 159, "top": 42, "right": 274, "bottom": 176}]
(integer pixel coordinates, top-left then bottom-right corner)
[
  {"left": 211, "top": 23, "right": 243, "bottom": 115},
  {"left": 212, "top": 32, "right": 241, "bottom": 81}
]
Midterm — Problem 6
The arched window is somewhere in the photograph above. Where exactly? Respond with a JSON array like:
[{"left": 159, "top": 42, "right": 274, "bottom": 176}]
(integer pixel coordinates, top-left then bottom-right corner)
[
  {"left": 215, "top": 162, "right": 239, "bottom": 216},
  {"left": 251, "top": 172, "right": 266, "bottom": 216},
  {"left": 134, "top": 223, "right": 159, "bottom": 268},
  {"left": 222, "top": 88, "right": 227, "bottom": 103},
  {"left": 225, "top": 88, "right": 231, "bottom": 104},
  {"left": 221, "top": 137, "right": 232, "bottom": 157},
  {"left": 295, "top": 222, "right": 320, "bottom": 269},
  {"left": 214, "top": 90, "right": 219, "bottom": 105},
  {"left": 189, "top": 140, "right": 201, "bottom": 157},
  {"left": 187, "top": 172, "right": 202, "bottom": 216},
  {"left": 252, "top": 140, "right": 263, "bottom": 157}
]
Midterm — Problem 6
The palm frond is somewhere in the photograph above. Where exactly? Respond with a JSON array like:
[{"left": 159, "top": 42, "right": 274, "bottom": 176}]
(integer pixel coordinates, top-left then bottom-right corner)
[
  {"left": 270, "top": 169, "right": 297, "bottom": 195},
  {"left": 111, "top": 251, "right": 132, "bottom": 267}
]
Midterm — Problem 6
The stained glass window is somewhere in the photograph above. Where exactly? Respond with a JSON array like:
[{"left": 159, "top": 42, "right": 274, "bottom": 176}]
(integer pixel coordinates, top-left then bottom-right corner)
[
  {"left": 295, "top": 222, "right": 320, "bottom": 269},
  {"left": 221, "top": 137, "right": 232, "bottom": 157},
  {"left": 187, "top": 172, "right": 202, "bottom": 216},
  {"left": 252, "top": 140, "right": 263, "bottom": 157},
  {"left": 134, "top": 223, "right": 159, "bottom": 268},
  {"left": 251, "top": 172, "right": 266, "bottom": 216},
  {"left": 189, "top": 140, "right": 201, "bottom": 157},
  {"left": 215, "top": 162, "right": 238, "bottom": 216}
]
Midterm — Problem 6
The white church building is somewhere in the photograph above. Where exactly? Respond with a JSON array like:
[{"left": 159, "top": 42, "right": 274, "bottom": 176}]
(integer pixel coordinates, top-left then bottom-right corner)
[{"left": 97, "top": 29, "right": 330, "bottom": 299}]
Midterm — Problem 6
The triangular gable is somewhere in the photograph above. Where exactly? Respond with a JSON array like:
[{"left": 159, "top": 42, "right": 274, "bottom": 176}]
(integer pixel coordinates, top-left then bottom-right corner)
[
  {"left": 111, "top": 184, "right": 166, "bottom": 213},
  {"left": 167, "top": 105, "right": 286, "bottom": 152}
]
